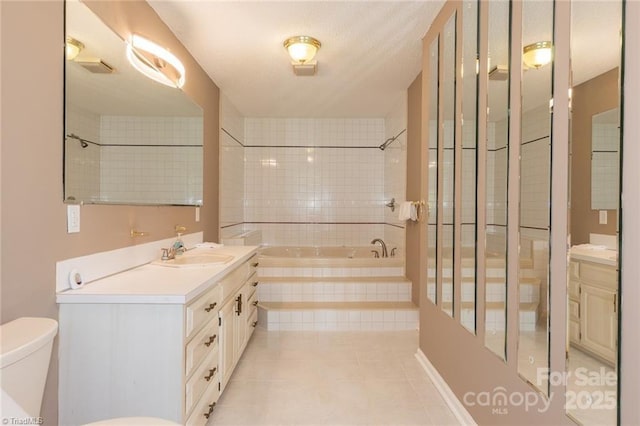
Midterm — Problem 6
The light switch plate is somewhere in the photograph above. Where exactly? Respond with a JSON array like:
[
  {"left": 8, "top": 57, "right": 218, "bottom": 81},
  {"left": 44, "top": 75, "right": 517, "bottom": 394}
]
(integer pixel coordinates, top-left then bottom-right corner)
[
  {"left": 599, "top": 210, "right": 608, "bottom": 225},
  {"left": 67, "top": 204, "right": 80, "bottom": 233}
]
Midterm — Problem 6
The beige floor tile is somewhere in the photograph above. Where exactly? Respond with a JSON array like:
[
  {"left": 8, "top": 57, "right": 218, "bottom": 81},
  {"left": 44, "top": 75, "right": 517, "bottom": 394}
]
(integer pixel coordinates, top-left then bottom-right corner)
[{"left": 210, "top": 329, "right": 460, "bottom": 425}]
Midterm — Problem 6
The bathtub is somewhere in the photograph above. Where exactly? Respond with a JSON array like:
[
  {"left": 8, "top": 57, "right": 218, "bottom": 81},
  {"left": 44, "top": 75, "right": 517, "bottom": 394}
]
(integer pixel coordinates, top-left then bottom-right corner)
[{"left": 258, "top": 245, "right": 404, "bottom": 268}]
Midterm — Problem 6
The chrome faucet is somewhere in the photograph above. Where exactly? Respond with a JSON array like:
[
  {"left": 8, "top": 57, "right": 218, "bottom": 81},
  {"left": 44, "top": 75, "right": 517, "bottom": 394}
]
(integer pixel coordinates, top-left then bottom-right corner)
[{"left": 371, "top": 238, "right": 388, "bottom": 258}]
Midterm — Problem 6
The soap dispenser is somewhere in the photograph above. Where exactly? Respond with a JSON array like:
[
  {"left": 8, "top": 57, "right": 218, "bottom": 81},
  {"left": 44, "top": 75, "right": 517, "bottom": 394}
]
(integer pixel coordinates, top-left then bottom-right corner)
[{"left": 173, "top": 225, "right": 187, "bottom": 255}]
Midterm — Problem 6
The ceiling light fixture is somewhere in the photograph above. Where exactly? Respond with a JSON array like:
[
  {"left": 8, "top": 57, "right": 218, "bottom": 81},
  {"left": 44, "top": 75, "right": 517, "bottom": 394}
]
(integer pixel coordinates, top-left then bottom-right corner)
[
  {"left": 284, "top": 35, "right": 321, "bottom": 76},
  {"left": 523, "top": 41, "right": 553, "bottom": 69},
  {"left": 66, "top": 36, "right": 84, "bottom": 60},
  {"left": 126, "top": 34, "right": 185, "bottom": 88}
]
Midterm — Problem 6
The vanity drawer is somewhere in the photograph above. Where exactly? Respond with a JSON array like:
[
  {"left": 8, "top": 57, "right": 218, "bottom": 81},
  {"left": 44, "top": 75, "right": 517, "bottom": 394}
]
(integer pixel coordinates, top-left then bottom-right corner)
[
  {"left": 185, "top": 321, "right": 218, "bottom": 378},
  {"left": 569, "top": 260, "right": 580, "bottom": 280},
  {"left": 186, "top": 374, "right": 219, "bottom": 426},
  {"left": 185, "top": 346, "right": 219, "bottom": 416},
  {"left": 248, "top": 254, "right": 259, "bottom": 276},
  {"left": 246, "top": 289, "right": 258, "bottom": 317},
  {"left": 248, "top": 308, "right": 258, "bottom": 330},
  {"left": 568, "top": 299, "right": 580, "bottom": 321},
  {"left": 581, "top": 262, "right": 617, "bottom": 290},
  {"left": 186, "top": 285, "right": 221, "bottom": 339},
  {"left": 220, "top": 262, "right": 251, "bottom": 303},
  {"left": 568, "top": 279, "right": 580, "bottom": 300}
]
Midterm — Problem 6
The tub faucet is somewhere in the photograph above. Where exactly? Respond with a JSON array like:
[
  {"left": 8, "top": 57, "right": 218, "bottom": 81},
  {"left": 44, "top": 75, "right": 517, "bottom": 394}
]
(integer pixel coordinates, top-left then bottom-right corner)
[{"left": 371, "top": 238, "right": 388, "bottom": 258}]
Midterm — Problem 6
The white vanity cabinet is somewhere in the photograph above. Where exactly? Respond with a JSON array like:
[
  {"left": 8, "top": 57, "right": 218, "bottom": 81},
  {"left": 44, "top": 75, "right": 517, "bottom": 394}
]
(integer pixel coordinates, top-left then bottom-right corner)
[
  {"left": 57, "top": 246, "right": 258, "bottom": 426},
  {"left": 568, "top": 257, "right": 618, "bottom": 365},
  {"left": 219, "top": 256, "right": 259, "bottom": 391}
]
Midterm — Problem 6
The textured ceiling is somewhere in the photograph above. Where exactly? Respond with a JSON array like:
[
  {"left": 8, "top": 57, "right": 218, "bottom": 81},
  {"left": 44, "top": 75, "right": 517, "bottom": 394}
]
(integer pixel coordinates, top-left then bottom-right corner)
[
  {"left": 148, "top": 0, "right": 445, "bottom": 118},
  {"left": 149, "top": 0, "right": 620, "bottom": 119}
]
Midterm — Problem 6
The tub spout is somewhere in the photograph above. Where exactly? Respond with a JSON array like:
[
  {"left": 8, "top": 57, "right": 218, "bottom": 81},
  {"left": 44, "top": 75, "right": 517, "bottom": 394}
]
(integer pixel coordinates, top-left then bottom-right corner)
[{"left": 370, "top": 238, "right": 388, "bottom": 258}]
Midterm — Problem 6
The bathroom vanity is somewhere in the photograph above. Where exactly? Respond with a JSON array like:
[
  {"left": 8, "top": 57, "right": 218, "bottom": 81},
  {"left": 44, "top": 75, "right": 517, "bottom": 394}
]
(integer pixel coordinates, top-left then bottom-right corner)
[
  {"left": 57, "top": 246, "right": 258, "bottom": 425},
  {"left": 568, "top": 246, "right": 618, "bottom": 365}
]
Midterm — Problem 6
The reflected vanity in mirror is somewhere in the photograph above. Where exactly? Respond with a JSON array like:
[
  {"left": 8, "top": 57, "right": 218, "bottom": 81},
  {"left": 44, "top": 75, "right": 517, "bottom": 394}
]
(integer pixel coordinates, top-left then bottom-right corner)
[
  {"left": 567, "top": 1, "right": 622, "bottom": 425},
  {"left": 64, "top": 0, "right": 203, "bottom": 206}
]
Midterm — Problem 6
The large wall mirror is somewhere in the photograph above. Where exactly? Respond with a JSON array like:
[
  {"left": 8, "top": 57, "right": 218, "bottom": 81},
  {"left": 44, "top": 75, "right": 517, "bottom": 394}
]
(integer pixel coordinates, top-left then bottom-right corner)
[
  {"left": 567, "top": 1, "right": 622, "bottom": 424},
  {"left": 516, "top": 0, "right": 552, "bottom": 395},
  {"left": 64, "top": 0, "right": 203, "bottom": 206},
  {"left": 483, "top": 0, "right": 510, "bottom": 361}
]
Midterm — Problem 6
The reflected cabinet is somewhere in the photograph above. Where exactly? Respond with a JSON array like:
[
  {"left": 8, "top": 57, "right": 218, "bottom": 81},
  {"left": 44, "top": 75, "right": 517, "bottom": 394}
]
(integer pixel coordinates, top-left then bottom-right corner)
[{"left": 421, "top": 1, "right": 623, "bottom": 424}]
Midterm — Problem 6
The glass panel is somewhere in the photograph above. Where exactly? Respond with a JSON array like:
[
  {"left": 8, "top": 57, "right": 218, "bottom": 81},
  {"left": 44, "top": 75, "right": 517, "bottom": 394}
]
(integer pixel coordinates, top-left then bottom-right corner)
[
  {"left": 65, "top": 0, "right": 204, "bottom": 206},
  {"left": 461, "top": 0, "right": 478, "bottom": 333},
  {"left": 567, "top": 1, "right": 621, "bottom": 424},
  {"left": 441, "top": 13, "right": 456, "bottom": 317},
  {"left": 426, "top": 36, "right": 439, "bottom": 305},
  {"left": 484, "top": 0, "right": 510, "bottom": 360},
  {"left": 517, "top": 0, "right": 552, "bottom": 395}
]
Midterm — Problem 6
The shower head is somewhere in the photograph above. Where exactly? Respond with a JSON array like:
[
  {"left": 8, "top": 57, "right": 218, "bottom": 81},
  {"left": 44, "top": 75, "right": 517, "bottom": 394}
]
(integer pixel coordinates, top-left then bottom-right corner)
[{"left": 80, "top": 140, "right": 88, "bottom": 148}]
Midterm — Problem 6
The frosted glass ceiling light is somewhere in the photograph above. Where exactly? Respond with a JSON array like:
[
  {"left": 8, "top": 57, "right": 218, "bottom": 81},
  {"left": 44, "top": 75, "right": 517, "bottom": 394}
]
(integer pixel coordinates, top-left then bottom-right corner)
[
  {"left": 284, "top": 36, "right": 321, "bottom": 64},
  {"left": 66, "top": 36, "right": 84, "bottom": 60},
  {"left": 523, "top": 41, "right": 553, "bottom": 69},
  {"left": 126, "top": 34, "right": 185, "bottom": 88}
]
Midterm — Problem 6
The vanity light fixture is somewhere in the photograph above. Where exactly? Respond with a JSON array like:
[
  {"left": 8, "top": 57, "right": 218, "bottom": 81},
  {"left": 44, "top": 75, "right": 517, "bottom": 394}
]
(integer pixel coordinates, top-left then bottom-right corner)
[
  {"left": 66, "top": 36, "right": 84, "bottom": 60},
  {"left": 283, "top": 35, "right": 321, "bottom": 76},
  {"left": 523, "top": 41, "right": 553, "bottom": 69},
  {"left": 126, "top": 34, "right": 185, "bottom": 88}
]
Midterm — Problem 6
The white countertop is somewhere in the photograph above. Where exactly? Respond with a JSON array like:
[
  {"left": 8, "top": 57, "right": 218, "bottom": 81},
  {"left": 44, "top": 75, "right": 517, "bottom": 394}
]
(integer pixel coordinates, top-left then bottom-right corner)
[
  {"left": 56, "top": 246, "right": 258, "bottom": 304},
  {"left": 570, "top": 244, "right": 618, "bottom": 267}
]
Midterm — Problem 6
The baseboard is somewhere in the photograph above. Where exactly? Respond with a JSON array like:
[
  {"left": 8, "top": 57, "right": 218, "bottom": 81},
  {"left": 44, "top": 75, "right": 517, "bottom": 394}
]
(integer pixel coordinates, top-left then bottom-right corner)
[{"left": 415, "top": 349, "right": 477, "bottom": 426}]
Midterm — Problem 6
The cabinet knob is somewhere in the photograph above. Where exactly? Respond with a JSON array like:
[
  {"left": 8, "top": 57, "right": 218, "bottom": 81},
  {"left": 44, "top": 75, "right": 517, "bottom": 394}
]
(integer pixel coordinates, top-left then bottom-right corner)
[
  {"left": 204, "top": 302, "right": 217, "bottom": 313},
  {"left": 251, "top": 262, "right": 259, "bottom": 268},
  {"left": 204, "top": 334, "right": 217, "bottom": 347},
  {"left": 203, "top": 402, "right": 216, "bottom": 419},
  {"left": 204, "top": 366, "right": 218, "bottom": 381},
  {"left": 252, "top": 321, "right": 258, "bottom": 328},
  {"left": 252, "top": 300, "right": 259, "bottom": 307},
  {"left": 252, "top": 281, "right": 259, "bottom": 287}
]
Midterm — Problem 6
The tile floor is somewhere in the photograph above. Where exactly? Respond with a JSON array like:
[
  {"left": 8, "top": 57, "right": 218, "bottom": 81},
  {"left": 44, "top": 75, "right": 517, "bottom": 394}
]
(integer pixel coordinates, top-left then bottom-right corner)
[{"left": 209, "top": 329, "right": 460, "bottom": 425}]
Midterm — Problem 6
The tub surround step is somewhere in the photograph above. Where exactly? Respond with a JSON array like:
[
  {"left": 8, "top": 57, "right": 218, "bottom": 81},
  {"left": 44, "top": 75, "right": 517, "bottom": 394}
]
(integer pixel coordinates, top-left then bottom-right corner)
[
  {"left": 257, "top": 301, "right": 418, "bottom": 331},
  {"left": 258, "top": 266, "right": 405, "bottom": 278},
  {"left": 258, "top": 276, "right": 412, "bottom": 284},
  {"left": 259, "top": 301, "right": 417, "bottom": 310}
]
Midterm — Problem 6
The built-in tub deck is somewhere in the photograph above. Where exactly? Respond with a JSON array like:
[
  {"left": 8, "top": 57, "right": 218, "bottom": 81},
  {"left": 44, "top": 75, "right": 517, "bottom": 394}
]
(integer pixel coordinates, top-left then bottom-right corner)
[{"left": 256, "top": 245, "right": 416, "bottom": 331}]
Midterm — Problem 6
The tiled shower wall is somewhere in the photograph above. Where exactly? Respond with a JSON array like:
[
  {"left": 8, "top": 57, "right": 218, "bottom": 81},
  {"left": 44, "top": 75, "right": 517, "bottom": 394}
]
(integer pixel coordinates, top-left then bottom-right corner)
[
  {"left": 65, "top": 103, "right": 101, "bottom": 201},
  {"left": 384, "top": 94, "right": 408, "bottom": 253},
  {"left": 100, "top": 116, "right": 202, "bottom": 205},
  {"left": 65, "top": 106, "right": 203, "bottom": 205},
  {"left": 243, "top": 118, "right": 387, "bottom": 246},
  {"left": 219, "top": 95, "right": 245, "bottom": 239}
]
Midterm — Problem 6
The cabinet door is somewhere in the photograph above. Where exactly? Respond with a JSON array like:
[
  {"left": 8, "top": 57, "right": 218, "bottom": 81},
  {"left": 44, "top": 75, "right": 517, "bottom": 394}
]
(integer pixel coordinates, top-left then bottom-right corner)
[
  {"left": 580, "top": 283, "right": 617, "bottom": 363},
  {"left": 218, "top": 300, "right": 235, "bottom": 391},
  {"left": 234, "top": 289, "right": 247, "bottom": 357}
]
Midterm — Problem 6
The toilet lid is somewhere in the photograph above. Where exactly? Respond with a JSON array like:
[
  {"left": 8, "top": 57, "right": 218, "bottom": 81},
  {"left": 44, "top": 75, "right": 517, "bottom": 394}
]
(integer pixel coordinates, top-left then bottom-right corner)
[{"left": 83, "top": 417, "right": 180, "bottom": 425}]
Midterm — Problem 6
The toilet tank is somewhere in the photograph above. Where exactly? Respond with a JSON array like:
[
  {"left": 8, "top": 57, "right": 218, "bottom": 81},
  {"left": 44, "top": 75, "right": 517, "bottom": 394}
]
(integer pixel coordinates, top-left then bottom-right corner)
[{"left": 1, "top": 317, "right": 58, "bottom": 418}]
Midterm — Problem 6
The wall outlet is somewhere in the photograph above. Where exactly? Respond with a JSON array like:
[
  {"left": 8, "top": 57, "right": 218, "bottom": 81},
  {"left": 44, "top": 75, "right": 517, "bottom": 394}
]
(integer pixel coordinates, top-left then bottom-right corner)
[
  {"left": 67, "top": 204, "right": 81, "bottom": 233},
  {"left": 599, "top": 210, "right": 608, "bottom": 225}
]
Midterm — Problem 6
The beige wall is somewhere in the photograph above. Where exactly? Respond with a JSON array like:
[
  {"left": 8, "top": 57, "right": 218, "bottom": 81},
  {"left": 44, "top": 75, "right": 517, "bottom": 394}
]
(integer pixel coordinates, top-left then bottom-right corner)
[
  {"left": 570, "top": 68, "right": 619, "bottom": 245},
  {"left": 406, "top": 73, "right": 422, "bottom": 305},
  {"left": 0, "top": 1, "right": 220, "bottom": 423}
]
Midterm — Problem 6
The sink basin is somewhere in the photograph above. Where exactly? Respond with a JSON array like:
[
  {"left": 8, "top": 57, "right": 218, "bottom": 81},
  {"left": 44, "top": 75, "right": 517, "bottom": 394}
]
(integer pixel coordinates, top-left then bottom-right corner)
[{"left": 153, "top": 253, "right": 234, "bottom": 268}]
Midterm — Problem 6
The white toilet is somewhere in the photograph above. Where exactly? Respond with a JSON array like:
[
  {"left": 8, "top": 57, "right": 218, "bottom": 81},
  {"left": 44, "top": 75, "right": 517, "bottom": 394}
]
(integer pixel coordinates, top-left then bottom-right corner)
[{"left": 0, "top": 317, "right": 178, "bottom": 426}]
